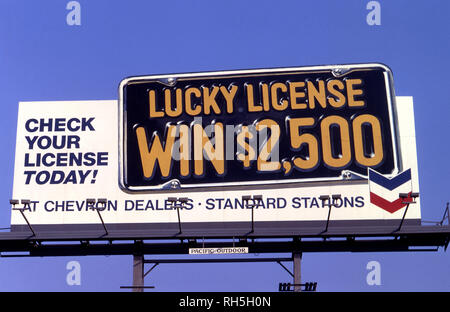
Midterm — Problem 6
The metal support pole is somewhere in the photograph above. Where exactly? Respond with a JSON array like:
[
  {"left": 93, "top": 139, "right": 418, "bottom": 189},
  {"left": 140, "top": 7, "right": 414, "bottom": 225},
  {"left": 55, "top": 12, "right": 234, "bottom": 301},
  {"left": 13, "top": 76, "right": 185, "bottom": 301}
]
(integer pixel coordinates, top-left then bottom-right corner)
[
  {"left": 242, "top": 195, "right": 262, "bottom": 235},
  {"left": 447, "top": 202, "right": 450, "bottom": 225},
  {"left": 446, "top": 202, "right": 450, "bottom": 225},
  {"left": 440, "top": 202, "right": 449, "bottom": 226},
  {"left": 251, "top": 204, "right": 254, "bottom": 234},
  {"left": 396, "top": 193, "right": 419, "bottom": 232},
  {"left": 396, "top": 203, "right": 410, "bottom": 232},
  {"left": 293, "top": 252, "right": 302, "bottom": 292},
  {"left": 324, "top": 205, "right": 332, "bottom": 233},
  {"left": 176, "top": 205, "right": 182, "bottom": 234},
  {"left": 15, "top": 209, "right": 36, "bottom": 237},
  {"left": 95, "top": 209, "right": 108, "bottom": 236},
  {"left": 132, "top": 254, "right": 144, "bottom": 292}
]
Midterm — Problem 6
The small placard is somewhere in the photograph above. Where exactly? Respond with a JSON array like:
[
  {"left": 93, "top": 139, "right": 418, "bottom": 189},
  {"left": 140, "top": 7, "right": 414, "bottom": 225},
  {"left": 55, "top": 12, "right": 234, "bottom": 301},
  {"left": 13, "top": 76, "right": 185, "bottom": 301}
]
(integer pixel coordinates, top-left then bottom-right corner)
[{"left": 189, "top": 247, "right": 249, "bottom": 255}]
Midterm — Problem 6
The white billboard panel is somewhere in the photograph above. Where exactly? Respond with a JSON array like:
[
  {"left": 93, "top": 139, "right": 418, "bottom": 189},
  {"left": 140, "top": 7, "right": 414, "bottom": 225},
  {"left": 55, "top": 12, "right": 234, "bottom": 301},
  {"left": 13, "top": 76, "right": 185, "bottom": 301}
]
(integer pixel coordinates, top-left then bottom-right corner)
[{"left": 10, "top": 97, "right": 420, "bottom": 234}]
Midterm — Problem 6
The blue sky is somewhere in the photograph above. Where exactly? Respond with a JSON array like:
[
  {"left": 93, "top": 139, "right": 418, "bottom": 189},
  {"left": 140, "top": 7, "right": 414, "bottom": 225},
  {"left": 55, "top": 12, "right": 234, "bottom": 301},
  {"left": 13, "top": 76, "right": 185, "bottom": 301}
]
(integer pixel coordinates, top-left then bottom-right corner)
[{"left": 0, "top": 0, "right": 449, "bottom": 291}]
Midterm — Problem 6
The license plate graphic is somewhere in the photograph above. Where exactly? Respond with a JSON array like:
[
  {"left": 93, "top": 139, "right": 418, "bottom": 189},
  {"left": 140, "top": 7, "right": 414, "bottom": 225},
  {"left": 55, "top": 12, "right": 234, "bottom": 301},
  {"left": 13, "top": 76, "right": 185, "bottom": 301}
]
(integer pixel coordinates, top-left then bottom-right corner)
[{"left": 119, "top": 64, "right": 398, "bottom": 191}]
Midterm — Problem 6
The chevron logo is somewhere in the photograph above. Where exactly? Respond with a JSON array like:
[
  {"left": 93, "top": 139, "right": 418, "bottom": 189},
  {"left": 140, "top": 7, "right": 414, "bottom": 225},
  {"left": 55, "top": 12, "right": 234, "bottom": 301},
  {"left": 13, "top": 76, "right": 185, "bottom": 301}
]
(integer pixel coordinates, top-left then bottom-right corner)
[{"left": 369, "top": 168, "right": 413, "bottom": 213}]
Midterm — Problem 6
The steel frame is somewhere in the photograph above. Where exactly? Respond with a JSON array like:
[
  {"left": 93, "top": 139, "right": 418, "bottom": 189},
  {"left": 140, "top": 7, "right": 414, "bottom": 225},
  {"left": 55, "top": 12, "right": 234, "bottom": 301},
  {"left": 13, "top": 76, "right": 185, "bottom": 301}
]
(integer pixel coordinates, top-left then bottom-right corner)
[
  {"left": 0, "top": 224, "right": 448, "bottom": 257},
  {"left": 0, "top": 223, "right": 448, "bottom": 292}
]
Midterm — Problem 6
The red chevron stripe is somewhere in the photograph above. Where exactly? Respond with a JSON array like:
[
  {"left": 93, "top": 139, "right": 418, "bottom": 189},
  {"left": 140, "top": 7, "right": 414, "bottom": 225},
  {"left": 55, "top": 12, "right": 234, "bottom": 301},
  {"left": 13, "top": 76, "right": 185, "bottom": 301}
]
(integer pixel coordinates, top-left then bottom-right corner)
[{"left": 370, "top": 192, "right": 412, "bottom": 213}]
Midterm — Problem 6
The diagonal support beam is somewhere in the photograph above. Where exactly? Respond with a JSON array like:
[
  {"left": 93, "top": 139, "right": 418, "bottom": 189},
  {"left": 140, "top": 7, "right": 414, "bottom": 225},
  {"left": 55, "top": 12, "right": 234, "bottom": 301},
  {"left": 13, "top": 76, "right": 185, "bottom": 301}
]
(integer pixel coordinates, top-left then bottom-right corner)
[
  {"left": 277, "top": 260, "right": 294, "bottom": 278},
  {"left": 144, "top": 263, "right": 159, "bottom": 278},
  {"left": 12, "top": 208, "right": 36, "bottom": 237}
]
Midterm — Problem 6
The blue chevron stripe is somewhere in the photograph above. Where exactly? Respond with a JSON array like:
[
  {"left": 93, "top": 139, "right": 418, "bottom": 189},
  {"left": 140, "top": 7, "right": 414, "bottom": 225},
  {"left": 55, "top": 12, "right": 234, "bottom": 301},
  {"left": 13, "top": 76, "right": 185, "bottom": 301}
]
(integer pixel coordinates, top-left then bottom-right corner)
[{"left": 369, "top": 169, "right": 411, "bottom": 191}]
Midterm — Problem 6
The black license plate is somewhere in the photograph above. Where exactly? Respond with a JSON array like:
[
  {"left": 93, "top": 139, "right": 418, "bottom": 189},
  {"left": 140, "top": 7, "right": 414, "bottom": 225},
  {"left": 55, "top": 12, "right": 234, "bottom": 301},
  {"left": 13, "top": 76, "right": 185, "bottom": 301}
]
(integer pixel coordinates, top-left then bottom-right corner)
[{"left": 119, "top": 64, "right": 399, "bottom": 191}]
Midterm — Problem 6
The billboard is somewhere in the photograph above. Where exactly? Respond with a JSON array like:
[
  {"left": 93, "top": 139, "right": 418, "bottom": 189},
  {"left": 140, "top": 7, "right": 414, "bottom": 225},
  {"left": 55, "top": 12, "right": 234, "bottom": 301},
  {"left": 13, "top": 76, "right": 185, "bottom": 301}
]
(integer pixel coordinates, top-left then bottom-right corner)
[{"left": 11, "top": 64, "right": 421, "bottom": 236}]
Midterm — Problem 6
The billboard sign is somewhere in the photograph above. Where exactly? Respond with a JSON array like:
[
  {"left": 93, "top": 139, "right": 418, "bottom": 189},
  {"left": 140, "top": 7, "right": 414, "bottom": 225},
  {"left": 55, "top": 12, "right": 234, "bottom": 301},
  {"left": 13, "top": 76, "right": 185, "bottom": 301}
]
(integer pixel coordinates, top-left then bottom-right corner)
[
  {"left": 10, "top": 64, "right": 421, "bottom": 235},
  {"left": 119, "top": 64, "right": 399, "bottom": 191}
]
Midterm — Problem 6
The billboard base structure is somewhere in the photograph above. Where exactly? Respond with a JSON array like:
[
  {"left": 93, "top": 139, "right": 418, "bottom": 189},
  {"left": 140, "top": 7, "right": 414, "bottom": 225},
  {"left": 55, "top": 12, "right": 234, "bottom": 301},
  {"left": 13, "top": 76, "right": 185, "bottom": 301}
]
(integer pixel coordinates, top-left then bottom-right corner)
[
  {"left": 122, "top": 256, "right": 297, "bottom": 292},
  {"left": 0, "top": 218, "right": 449, "bottom": 291},
  {"left": 126, "top": 255, "right": 307, "bottom": 292}
]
